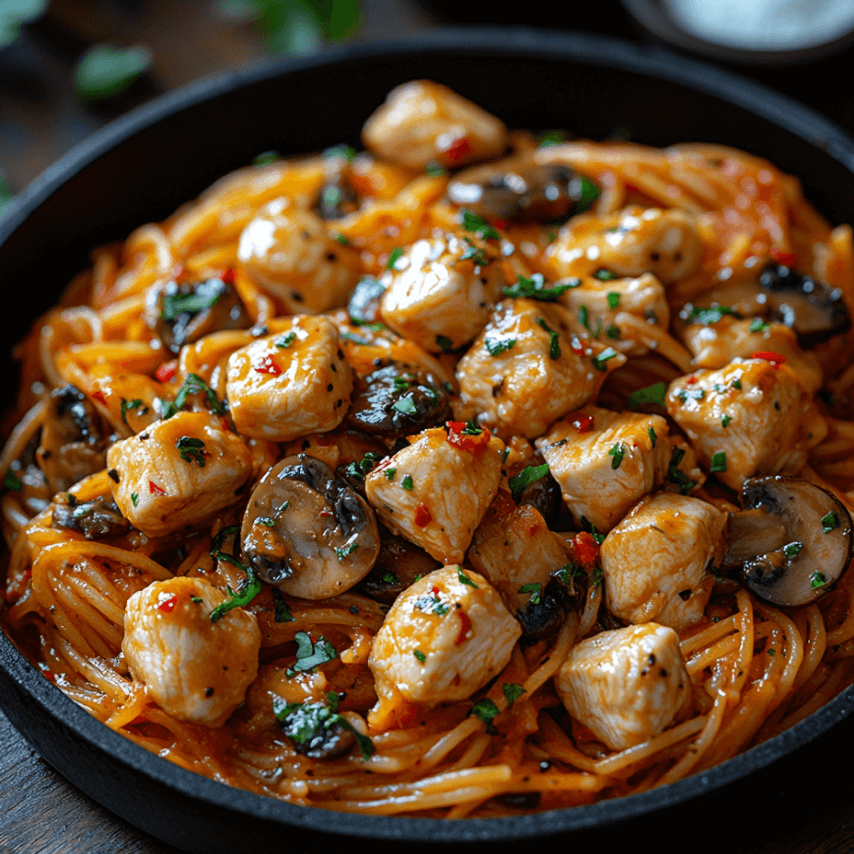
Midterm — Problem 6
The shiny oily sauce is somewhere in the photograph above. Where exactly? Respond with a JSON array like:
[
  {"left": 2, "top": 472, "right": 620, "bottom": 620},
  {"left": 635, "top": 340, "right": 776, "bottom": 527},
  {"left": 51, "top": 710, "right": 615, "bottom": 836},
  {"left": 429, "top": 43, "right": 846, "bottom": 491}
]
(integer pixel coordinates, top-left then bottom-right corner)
[{"left": 4, "top": 80, "right": 854, "bottom": 818}]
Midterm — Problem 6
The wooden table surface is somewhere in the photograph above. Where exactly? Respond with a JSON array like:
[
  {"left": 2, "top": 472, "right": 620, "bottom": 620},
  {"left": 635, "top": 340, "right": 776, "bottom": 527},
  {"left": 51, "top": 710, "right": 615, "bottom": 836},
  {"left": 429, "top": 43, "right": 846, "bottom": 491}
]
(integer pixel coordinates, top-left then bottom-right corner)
[{"left": 4, "top": 3, "right": 854, "bottom": 852}]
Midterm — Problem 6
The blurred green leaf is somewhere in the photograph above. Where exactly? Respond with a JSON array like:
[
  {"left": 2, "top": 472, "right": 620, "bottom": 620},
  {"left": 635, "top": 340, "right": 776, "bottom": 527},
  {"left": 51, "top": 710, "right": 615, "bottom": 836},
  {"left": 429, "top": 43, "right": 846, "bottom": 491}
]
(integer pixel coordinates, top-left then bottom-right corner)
[
  {"left": 0, "top": 173, "right": 13, "bottom": 217},
  {"left": 218, "top": 0, "right": 360, "bottom": 53},
  {"left": 74, "top": 44, "right": 152, "bottom": 102},
  {"left": 0, "top": 0, "right": 47, "bottom": 48}
]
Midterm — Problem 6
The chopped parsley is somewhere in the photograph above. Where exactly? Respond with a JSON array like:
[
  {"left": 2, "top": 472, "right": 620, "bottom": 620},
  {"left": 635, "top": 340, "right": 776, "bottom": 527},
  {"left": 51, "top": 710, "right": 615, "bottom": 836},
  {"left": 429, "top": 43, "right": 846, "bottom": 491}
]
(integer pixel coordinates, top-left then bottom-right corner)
[
  {"left": 120, "top": 397, "right": 145, "bottom": 426},
  {"left": 749, "top": 318, "right": 769, "bottom": 333},
  {"left": 425, "top": 162, "right": 446, "bottom": 177},
  {"left": 509, "top": 463, "right": 550, "bottom": 501},
  {"left": 783, "top": 542, "right": 802, "bottom": 558},
  {"left": 436, "top": 335, "right": 454, "bottom": 352},
  {"left": 574, "top": 176, "right": 600, "bottom": 212},
  {"left": 4, "top": 470, "right": 22, "bottom": 492},
  {"left": 255, "top": 516, "right": 276, "bottom": 528},
  {"left": 593, "top": 269, "right": 617, "bottom": 281},
  {"left": 592, "top": 347, "right": 619, "bottom": 372},
  {"left": 176, "top": 436, "right": 206, "bottom": 467},
  {"left": 668, "top": 447, "right": 697, "bottom": 495},
  {"left": 392, "top": 395, "right": 418, "bottom": 415},
  {"left": 401, "top": 474, "right": 414, "bottom": 490},
  {"left": 609, "top": 442, "right": 626, "bottom": 469},
  {"left": 470, "top": 698, "right": 500, "bottom": 731},
  {"left": 502, "top": 273, "right": 578, "bottom": 300},
  {"left": 274, "top": 332, "right": 296, "bottom": 349},
  {"left": 535, "top": 318, "right": 561, "bottom": 359},
  {"left": 710, "top": 451, "right": 727, "bottom": 473},
  {"left": 518, "top": 582, "right": 542, "bottom": 605},
  {"left": 161, "top": 287, "right": 221, "bottom": 321},
  {"left": 554, "top": 562, "right": 584, "bottom": 585},
  {"left": 414, "top": 649, "right": 426, "bottom": 662},
  {"left": 413, "top": 594, "right": 450, "bottom": 616},
  {"left": 822, "top": 511, "right": 840, "bottom": 533},
  {"left": 131, "top": 492, "right": 139, "bottom": 507},
  {"left": 629, "top": 381, "right": 667, "bottom": 409},
  {"left": 335, "top": 543, "right": 358, "bottom": 561},
  {"left": 606, "top": 325, "right": 621, "bottom": 339},
  {"left": 732, "top": 378, "right": 743, "bottom": 390},
  {"left": 578, "top": 305, "right": 590, "bottom": 330},
  {"left": 460, "top": 209, "right": 500, "bottom": 241},
  {"left": 384, "top": 467, "right": 397, "bottom": 482},
  {"left": 294, "top": 631, "right": 337, "bottom": 672},
  {"left": 810, "top": 571, "right": 829, "bottom": 589},
  {"left": 160, "top": 373, "right": 226, "bottom": 420},
  {"left": 209, "top": 525, "right": 263, "bottom": 622},
  {"left": 485, "top": 336, "right": 517, "bottom": 356},
  {"left": 386, "top": 247, "right": 403, "bottom": 270},
  {"left": 345, "top": 451, "right": 382, "bottom": 481},
  {"left": 606, "top": 291, "right": 621, "bottom": 309},
  {"left": 457, "top": 566, "right": 479, "bottom": 588},
  {"left": 681, "top": 304, "right": 737, "bottom": 325},
  {"left": 722, "top": 414, "right": 733, "bottom": 427},
  {"left": 272, "top": 588, "right": 294, "bottom": 623},
  {"left": 648, "top": 426, "right": 657, "bottom": 448},
  {"left": 503, "top": 683, "right": 525, "bottom": 705},
  {"left": 460, "top": 239, "right": 488, "bottom": 266},
  {"left": 676, "top": 387, "right": 706, "bottom": 402}
]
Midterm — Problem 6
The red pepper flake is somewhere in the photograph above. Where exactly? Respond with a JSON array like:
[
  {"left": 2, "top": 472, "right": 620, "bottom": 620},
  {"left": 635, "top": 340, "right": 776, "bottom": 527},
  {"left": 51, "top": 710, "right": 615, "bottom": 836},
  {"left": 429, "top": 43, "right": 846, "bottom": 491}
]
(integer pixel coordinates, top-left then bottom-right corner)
[
  {"left": 253, "top": 354, "right": 281, "bottom": 375},
  {"left": 571, "top": 532, "right": 600, "bottom": 565},
  {"left": 149, "top": 480, "right": 166, "bottom": 495},
  {"left": 455, "top": 610, "right": 472, "bottom": 645},
  {"left": 430, "top": 586, "right": 441, "bottom": 595},
  {"left": 157, "top": 592, "right": 177, "bottom": 613},
  {"left": 414, "top": 503, "right": 432, "bottom": 527},
  {"left": 770, "top": 247, "right": 798, "bottom": 268},
  {"left": 566, "top": 411, "right": 595, "bottom": 433},
  {"left": 41, "top": 668, "right": 55, "bottom": 683},
  {"left": 156, "top": 360, "right": 178, "bottom": 383},
  {"left": 570, "top": 335, "right": 585, "bottom": 356},
  {"left": 444, "top": 136, "right": 472, "bottom": 165},
  {"left": 91, "top": 390, "right": 106, "bottom": 405},
  {"left": 446, "top": 421, "right": 491, "bottom": 456},
  {"left": 218, "top": 268, "right": 236, "bottom": 285},
  {"left": 686, "top": 375, "right": 697, "bottom": 385},
  {"left": 220, "top": 417, "right": 231, "bottom": 433},
  {"left": 492, "top": 218, "right": 508, "bottom": 230},
  {"left": 529, "top": 523, "right": 541, "bottom": 537},
  {"left": 319, "top": 508, "right": 333, "bottom": 518},
  {"left": 753, "top": 350, "right": 786, "bottom": 366}
]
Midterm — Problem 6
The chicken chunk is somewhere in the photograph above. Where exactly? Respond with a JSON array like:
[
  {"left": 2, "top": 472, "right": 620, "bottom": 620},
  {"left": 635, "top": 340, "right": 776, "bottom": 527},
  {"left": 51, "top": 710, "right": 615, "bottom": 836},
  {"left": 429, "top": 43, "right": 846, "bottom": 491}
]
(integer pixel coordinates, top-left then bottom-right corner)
[
  {"left": 454, "top": 299, "right": 627, "bottom": 438},
  {"left": 238, "top": 199, "right": 362, "bottom": 313},
  {"left": 679, "top": 315, "right": 823, "bottom": 394},
  {"left": 666, "top": 357, "right": 827, "bottom": 490},
  {"left": 368, "top": 565, "right": 521, "bottom": 708},
  {"left": 361, "top": 80, "right": 509, "bottom": 171},
  {"left": 560, "top": 272, "right": 671, "bottom": 355},
  {"left": 555, "top": 623, "right": 690, "bottom": 751},
  {"left": 600, "top": 492, "right": 727, "bottom": 630},
  {"left": 380, "top": 233, "right": 507, "bottom": 353},
  {"left": 107, "top": 411, "right": 253, "bottom": 538},
  {"left": 536, "top": 405, "right": 671, "bottom": 533},
  {"left": 225, "top": 316, "right": 353, "bottom": 442},
  {"left": 364, "top": 425, "right": 504, "bottom": 564},
  {"left": 468, "top": 493, "right": 573, "bottom": 638},
  {"left": 545, "top": 205, "right": 702, "bottom": 285},
  {"left": 123, "top": 577, "right": 261, "bottom": 727}
]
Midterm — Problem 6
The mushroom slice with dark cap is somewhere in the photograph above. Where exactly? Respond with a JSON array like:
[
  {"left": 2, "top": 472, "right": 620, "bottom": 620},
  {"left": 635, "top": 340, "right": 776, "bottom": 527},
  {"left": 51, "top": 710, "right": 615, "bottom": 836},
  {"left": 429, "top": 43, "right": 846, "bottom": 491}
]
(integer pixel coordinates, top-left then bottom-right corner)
[
  {"left": 447, "top": 155, "right": 592, "bottom": 224},
  {"left": 722, "top": 476, "right": 853, "bottom": 606},
  {"left": 357, "top": 526, "right": 441, "bottom": 603},
  {"left": 52, "top": 495, "right": 131, "bottom": 541},
  {"left": 758, "top": 262, "right": 851, "bottom": 346},
  {"left": 146, "top": 274, "right": 248, "bottom": 354},
  {"left": 241, "top": 454, "right": 380, "bottom": 600}
]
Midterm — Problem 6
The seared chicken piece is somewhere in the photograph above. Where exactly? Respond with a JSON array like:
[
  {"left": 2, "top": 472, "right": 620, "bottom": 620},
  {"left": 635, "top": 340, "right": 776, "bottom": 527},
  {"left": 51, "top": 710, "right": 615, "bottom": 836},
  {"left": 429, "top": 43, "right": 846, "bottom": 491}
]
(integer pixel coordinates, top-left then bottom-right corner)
[
  {"left": 600, "top": 492, "right": 727, "bottom": 630},
  {"left": 225, "top": 316, "right": 353, "bottom": 442},
  {"left": 666, "top": 357, "right": 827, "bottom": 490},
  {"left": 559, "top": 272, "right": 671, "bottom": 355},
  {"left": 380, "top": 233, "right": 507, "bottom": 353},
  {"left": 536, "top": 405, "right": 671, "bottom": 533},
  {"left": 362, "top": 80, "right": 509, "bottom": 171},
  {"left": 454, "top": 299, "right": 626, "bottom": 438},
  {"left": 546, "top": 205, "right": 702, "bottom": 285},
  {"left": 123, "top": 577, "right": 261, "bottom": 727},
  {"left": 679, "top": 316, "right": 823, "bottom": 394},
  {"left": 555, "top": 622, "right": 690, "bottom": 751},
  {"left": 365, "top": 425, "right": 504, "bottom": 564},
  {"left": 368, "top": 565, "right": 520, "bottom": 708},
  {"left": 107, "top": 411, "right": 253, "bottom": 538},
  {"left": 238, "top": 198, "right": 362, "bottom": 313}
]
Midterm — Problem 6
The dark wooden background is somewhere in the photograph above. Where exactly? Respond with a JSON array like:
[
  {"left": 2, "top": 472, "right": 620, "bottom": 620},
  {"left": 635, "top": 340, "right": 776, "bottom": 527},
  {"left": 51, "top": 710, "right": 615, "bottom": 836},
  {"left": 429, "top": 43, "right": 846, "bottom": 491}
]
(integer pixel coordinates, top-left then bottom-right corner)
[{"left": 3, "top": 1, "right": 854, "bottom": 851}]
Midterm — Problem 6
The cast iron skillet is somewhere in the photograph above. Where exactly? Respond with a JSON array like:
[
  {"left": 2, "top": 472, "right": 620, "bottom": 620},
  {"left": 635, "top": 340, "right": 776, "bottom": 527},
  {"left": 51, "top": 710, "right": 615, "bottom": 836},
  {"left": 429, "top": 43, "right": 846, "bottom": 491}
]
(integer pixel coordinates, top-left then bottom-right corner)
[{"left": 2, "top": 27, "right": 854, "bottom": 853}]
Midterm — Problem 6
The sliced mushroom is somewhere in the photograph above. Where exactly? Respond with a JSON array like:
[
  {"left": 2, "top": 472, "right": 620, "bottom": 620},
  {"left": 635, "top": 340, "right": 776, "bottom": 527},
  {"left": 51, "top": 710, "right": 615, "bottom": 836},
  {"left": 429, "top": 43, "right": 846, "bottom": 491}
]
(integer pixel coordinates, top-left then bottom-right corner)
[
  {"left": 357, "top": 526, "right": 442, "bottom": 603},
  {"left": 313, "top": 150, "right": 359, "bottom": 221},
  {"left": 36, "top": 384, "right": 106, "bottom": 493},
  {"left": 241, "top": 454, "right": 380, "bottom": 600},
  {"left": 447, "top": 157, "right": 591, "bottom": 224},
  {"left": 346, "top": 363, "right": 450, "bottom": 439},
  {"left": 146, "top": 275, "right": 248, "bottom": 354},
  {"left": 722, "top": 476, "right": 853, "bottom": 606},
  {"left": 347, "top": 275, "right": 386, "bottom": 326},
  {"left": 52, "top": 494, "right": 131, "bottom": 540},
  {"left": 515, "top": 451, "right": 563, "bottom": 524},
  {"left": 758, "top": 262, "right": 851, "bottom": 346}
]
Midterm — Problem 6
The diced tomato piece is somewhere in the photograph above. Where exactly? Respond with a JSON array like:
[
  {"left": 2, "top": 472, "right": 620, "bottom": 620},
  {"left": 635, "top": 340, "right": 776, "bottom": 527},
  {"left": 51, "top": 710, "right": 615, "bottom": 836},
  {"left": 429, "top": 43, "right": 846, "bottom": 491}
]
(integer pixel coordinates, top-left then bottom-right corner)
[
  {"left": 157, "top": 592, "right": 177, "bottom": 613},
  {"left": 770, "top": 247, "right": 798, "bottom": 268},
  {"left": 753, "top": 351, "right": 786, "bottom": 366},
  {"left": 253, "top": 354, "right": 281, "bottom": 375},
  {"left": 156, "top": 360, "right": 178, "bottom": 383},
  {"left": 218, "top": 268, "right": 236, "bottom": 285},
  {"left": 149, "top": 480, "right": 166, "bottom": 495},
  {"left": 446, "top": 421, "right": 491, "bottom": 456},
  {"left": 455, "top": 610, "right": 472, "bottom": 645},
  {"left": 414, "top": 503, "right": 432, "bottom": 527},
  {"left": 91, "top": 390, "right": 106, "bottom": 404},
  {"left": 444, "top": 136, "right": 472, "bottom": 165},
  {"left": 566, "top": 410, "right": 595, "bottom": 433},
  {"left": 571, "top": 531, "right": 600, "bottom": 565}
]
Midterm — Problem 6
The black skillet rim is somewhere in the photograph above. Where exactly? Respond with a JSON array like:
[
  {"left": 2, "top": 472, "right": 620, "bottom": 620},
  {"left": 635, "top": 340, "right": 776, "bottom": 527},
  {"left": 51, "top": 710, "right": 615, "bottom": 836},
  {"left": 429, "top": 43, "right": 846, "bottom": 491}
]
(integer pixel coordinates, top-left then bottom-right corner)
[{"left": 2, "top": 25, "right": 854, "bottom": 843}]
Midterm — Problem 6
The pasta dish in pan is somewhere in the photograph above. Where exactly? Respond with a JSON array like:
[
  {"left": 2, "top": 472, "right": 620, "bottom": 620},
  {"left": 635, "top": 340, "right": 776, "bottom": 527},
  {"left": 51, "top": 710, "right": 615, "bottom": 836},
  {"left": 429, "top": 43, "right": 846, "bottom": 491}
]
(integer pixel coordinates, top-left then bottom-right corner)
[{"left": 3, "top": 80, "right": 854, "bottom": 818}]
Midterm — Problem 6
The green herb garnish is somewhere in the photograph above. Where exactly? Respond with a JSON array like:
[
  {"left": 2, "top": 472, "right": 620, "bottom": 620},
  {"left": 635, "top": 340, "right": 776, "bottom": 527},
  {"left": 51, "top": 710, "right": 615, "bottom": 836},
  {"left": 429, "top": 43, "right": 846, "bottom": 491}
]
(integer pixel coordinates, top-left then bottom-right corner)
[
  {"left": 176, "top": 436, "right": 206, "bottom": 467},
  {"left": 502, "top": 273, "right": 577, "bottom": 301},
  {"left": 509, "top": 463, "right": 550, "bottom": 501}
]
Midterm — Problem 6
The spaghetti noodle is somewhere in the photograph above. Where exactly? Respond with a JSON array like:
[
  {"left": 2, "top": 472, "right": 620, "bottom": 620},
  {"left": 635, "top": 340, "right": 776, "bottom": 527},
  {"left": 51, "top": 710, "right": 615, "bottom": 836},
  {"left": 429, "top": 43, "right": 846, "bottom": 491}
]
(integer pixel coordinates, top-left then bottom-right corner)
[{"left": 3, "top": 79, "right": 854, "bottom": 819}]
